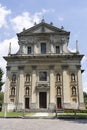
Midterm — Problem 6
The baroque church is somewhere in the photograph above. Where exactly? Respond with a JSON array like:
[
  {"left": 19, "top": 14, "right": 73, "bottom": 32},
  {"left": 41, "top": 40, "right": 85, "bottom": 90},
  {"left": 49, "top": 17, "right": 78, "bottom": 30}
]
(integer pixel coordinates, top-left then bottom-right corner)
[{"left": 3, "top": 19, "right": 85, "bottom": 111}]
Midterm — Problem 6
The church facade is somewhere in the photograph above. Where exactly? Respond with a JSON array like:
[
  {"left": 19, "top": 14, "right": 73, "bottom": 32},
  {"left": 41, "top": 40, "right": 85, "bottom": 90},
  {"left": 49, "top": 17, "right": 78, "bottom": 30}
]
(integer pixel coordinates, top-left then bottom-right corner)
[{"left": 4, "top": 20, "right": 85, "bottom": 111}]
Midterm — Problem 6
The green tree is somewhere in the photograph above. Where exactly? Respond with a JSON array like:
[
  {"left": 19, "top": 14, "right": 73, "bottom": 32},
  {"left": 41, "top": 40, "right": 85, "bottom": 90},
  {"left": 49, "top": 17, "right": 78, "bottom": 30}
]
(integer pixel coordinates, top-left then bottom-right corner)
[
  {"left": 0, "top": 68, "right": 4, "bottom": 111},
  {"left": 0, "top": 92, "right": 4, "bottom": 111},
  {"left": 83, "top": 91, "right": 87, "bottom": 109},
  {"left": 0, "top": 68, "right": 4, "bottom": 91}
]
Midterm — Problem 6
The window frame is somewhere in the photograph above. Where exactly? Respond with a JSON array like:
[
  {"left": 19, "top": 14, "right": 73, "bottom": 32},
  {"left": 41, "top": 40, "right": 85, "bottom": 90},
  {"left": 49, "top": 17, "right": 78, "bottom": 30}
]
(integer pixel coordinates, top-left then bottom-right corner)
[
  {"left": 56, "top": 46, "right": 60, "bottom": 54},
  {"left": 38, "top": 71, "right": 48, "bottom": 82},
  {"left": 27, "top": 46, "right": 32, "bottom": 54},
  {"left": 41, "top": 43, "right": 46, "bottom": 54}
]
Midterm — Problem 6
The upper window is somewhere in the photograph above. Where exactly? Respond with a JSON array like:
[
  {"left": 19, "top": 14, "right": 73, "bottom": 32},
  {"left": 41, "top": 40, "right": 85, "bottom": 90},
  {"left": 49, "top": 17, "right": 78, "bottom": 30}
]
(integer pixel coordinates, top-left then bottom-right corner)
[
  {"left": 39, "top": 71, "right": 47, "bottom": 81},
  {"left": 56, "top": 46, "right": 60, "bottom": 54},
  {"left": 41, "top": 43, "right": 46, "bottom": 54},
  {"left": 12, "top": 74, "right": 16, "bottom": 82},
  {"left": 27, "top": 46, "right": 31, "bottom": 54}
]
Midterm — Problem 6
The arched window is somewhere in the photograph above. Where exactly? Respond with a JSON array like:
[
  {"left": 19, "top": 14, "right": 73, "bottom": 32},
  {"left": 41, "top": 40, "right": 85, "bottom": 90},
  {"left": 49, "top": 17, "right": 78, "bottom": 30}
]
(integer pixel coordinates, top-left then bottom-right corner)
[
  {"left": 26, "top": 74, "right": 30, "bottom": 82},
  {"left": 11, "top": 87, "right": 15, "bottom": 95},
  {"left": 71, "top": 73, "right": 75, "bottom": 81},
  {"left": 12, "top": 74, "right": 16, "bottom": 82},
  {"left": 56, "top": 73, "right": 61, "bottom": 82},
  {"left": 72, "top": 86, "right": 76, "bottom": 96},
  {"left": 25, "top": 87, "right": 29, "bottom": 96}
]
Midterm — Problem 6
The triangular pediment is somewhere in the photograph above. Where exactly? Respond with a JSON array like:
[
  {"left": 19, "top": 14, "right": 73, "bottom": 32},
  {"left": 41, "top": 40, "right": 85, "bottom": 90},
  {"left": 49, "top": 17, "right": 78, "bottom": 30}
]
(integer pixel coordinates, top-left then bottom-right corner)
[{"left": 17, "top": 21, "right": 70, "bottom": 36}]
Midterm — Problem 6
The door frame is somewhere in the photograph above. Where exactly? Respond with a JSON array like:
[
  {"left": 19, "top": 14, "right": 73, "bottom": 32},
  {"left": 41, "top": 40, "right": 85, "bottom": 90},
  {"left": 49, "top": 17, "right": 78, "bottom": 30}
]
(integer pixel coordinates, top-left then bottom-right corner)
[
  {"left": 39, "top": 92, "right": 47, "bottom": 108},
  {"left": 57, "top": 97, "right": 62, "bottom": 109},
  {"left": 25, "top": 97, "right": 29, "bottom": 109}
]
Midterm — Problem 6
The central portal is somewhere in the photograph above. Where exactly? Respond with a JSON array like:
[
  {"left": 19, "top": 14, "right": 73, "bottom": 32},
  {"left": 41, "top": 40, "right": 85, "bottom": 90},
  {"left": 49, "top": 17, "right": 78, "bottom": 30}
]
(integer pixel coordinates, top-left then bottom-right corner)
[{"left": 39, "top": 92, "right": 47, "bottom": 108}]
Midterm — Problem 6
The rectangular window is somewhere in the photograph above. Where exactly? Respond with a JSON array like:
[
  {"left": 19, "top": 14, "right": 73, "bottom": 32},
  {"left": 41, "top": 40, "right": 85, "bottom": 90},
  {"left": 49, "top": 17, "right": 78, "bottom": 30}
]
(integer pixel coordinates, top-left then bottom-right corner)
[
  {"left": 39, "top": 71, "right": 47, "bottom": 81},
  {"left": 27, "top": 46, "right": 31, "bottom": 54},
  {"left": 56, "top": 46, "right": 60, "bottom": 54},
  {"left": 41, "top": 43, "right": 46, "bottom": 54}
]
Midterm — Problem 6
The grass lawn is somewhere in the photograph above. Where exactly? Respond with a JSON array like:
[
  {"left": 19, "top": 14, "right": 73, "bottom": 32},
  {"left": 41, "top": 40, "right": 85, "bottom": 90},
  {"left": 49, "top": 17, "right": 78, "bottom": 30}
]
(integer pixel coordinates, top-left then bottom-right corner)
[
  {"left": 0, "top": 112, "right": 23, "bottom": 117},
  {"left": 57, "top": 112, "right": 87, "bottom": 118},
  {"left": 0, "top": 111, "right": 87, "bottom": 118},
  {"left": 0, "top": 112, "right": 35, "bottom": 117}
]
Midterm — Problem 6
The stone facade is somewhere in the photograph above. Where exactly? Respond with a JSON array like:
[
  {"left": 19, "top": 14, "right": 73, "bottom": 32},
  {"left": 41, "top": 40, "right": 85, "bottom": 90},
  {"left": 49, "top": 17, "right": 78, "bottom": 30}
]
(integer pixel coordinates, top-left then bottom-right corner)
[{"left": 3, "top": 20, "right": 85, "bottom": 111}]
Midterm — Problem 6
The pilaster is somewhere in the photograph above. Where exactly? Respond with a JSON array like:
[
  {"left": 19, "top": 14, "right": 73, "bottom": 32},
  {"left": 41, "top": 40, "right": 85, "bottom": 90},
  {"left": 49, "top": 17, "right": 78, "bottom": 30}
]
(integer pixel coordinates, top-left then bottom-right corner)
[
  {"left": 3, "top": 66, "right": 11, "bottom": 112},
  {"left": 76, "top": 65, "right": 85, "bottom": 109},
  {"left": 49, "top": 65, "right": 56, "bottom": 110},
  {"left": 62, "top": 65, "right": 70, "bottom": 108},
  {"left": 4, "top": 66, "right": 11, "bottom": 104},
  {"left": 18, "top": 66, "right": 25, "bottom": 110},
  {"left": 30, "top": 65, "right": 37, "bottom": 109}
]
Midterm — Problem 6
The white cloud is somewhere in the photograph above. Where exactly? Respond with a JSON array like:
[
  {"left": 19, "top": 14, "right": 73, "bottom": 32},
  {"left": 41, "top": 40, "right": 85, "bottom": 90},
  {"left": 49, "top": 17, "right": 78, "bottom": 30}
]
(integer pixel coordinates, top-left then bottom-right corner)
[
  {"left": 0, "top": 37, "right": 19, "bottom": 71},
  {"left": 0, "top": 37, "right": 19, "bottom": 91},
  {"left": 10, "top": 9, "right": 50, "bottom": 32},
  {"left": 0, "top": 8, "right": 52, "bottom": 91},
  {"left": 58, "top": 16, "right": 64, "bottom": 22},
  {"left": 0, "top": 4, "right": 11, "bottom": 28},
  {"left": 81, "top": 56, "right": 87, "bottom": 65},
  {"left": 83, "top": 71, "right": 87, "bottom": 93},
  {"left": 83, "top": 82, "right": 87, "bottom": 93}
]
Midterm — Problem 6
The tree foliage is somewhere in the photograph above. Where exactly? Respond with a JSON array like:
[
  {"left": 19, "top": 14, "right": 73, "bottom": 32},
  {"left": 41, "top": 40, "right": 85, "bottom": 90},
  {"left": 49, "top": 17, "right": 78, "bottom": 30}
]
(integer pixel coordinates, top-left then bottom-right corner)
[
  {"left": 83, "top": 91, "right": 87, "bottom": 109},
  {"left": 0, "top": 92, "right": 4, "bottom": 111},
  {"left": 0, "top": 68, "right": 4, "bottom": 91}
]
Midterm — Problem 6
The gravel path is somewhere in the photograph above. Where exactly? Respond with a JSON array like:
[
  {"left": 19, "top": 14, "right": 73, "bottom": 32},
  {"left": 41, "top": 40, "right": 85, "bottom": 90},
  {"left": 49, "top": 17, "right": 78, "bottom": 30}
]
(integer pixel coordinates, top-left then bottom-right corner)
[{"left": 0, "top": 119, "right": 87, "bottom": 130}]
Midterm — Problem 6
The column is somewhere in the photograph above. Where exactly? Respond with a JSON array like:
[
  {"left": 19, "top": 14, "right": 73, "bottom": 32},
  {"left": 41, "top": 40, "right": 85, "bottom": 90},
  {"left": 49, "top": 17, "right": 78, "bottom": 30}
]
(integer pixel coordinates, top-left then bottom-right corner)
[
  {"left": 18, "top": 66, "right": 25, "bottom": 110},
  {"left": 49, "top": 65, "right": 56, "bottom": 110},
  {"left": 62, "top": 65, "right": 70, "bottom": 108},
  {"left": 4, "top": 66, "right": 11, "bottom": 112},
  {"left": 77, "top": 66, "right": 85, "bottom": 109},
  {"left": 31, "top": 65, "right": 37, "bottom": 109}
]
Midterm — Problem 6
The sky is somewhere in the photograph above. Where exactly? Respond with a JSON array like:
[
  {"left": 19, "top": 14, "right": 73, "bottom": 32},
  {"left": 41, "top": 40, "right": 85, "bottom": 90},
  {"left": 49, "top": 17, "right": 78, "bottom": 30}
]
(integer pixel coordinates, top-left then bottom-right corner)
[{"left": 0, "top": 0, "right": 87, "bottom": 92}]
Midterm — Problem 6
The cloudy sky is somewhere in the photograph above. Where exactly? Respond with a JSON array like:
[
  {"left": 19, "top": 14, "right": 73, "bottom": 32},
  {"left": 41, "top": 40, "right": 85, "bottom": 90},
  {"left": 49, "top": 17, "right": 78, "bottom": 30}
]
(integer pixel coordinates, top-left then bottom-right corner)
[{"left": 0, "top": 0, "right": 87, "bottom": 92}]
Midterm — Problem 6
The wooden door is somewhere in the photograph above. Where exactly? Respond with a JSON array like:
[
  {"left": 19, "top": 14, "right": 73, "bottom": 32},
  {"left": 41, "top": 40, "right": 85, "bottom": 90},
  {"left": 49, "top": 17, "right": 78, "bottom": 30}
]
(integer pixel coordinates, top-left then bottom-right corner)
[{"left": 39, "top": 92, "right": 47, "bottom": 108}]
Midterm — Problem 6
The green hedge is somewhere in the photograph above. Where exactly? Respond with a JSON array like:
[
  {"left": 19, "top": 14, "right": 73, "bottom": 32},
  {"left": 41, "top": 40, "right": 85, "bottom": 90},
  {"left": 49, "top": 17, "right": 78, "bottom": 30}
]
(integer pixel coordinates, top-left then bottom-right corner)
[{"left": 64, "top": 109, "right": 87, "bottom": 113}]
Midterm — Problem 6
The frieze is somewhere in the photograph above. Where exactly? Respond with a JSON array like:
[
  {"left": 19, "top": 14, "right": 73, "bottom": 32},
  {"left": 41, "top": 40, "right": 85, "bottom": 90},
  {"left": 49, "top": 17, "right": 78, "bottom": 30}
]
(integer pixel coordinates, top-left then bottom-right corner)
[
  {"left": 36, "top": 83, "right": 50, "bottom": 90},
  {"left": 50, "top": 35, "right": 66, "bottom": 43}
]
